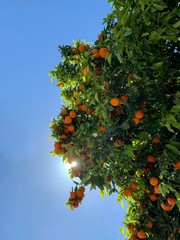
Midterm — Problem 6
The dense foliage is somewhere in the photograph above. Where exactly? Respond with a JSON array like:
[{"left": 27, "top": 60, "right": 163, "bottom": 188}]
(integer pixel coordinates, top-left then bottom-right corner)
[{"left": 49, "top": 0, "right": 180, "bottom": 239}]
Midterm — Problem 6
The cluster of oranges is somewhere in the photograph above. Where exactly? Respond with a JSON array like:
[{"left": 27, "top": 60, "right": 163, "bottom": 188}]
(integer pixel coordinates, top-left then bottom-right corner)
[{"left": 67, "top": 186, "right": 85, "bottom": 209}]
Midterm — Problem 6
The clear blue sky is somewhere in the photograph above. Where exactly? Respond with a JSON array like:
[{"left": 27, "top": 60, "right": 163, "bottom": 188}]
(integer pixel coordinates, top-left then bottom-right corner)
[{"left": 0, "top": 1, "right": 126, "bottom": 239}]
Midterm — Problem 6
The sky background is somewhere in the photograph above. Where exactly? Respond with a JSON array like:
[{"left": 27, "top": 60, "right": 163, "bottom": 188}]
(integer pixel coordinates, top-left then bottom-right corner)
[{"left": 0, "top": 1, "right": 126, "bottom": 239}]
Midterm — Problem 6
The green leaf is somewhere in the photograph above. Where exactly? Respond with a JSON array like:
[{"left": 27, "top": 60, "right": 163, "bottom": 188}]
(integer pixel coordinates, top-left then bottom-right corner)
[
  {"left": 171, "top": 105, "right": 180, "bottom": 113},
  {"left": 172, "top": 21, "right": 180, "bottom": 28},
  {"left": 106, "top": 52, "right": 112, "bottom": 65},
  {"left": 166, "top": 144, "right": 180, "bottom": 156},
  {"left": 120, "top": 226, "right": 125, "bottom": 234},
  {"left": 153, "top": 2, "right": 167, "bottom": 11},
  {"left": 152, "top": 62, "right": 164, "bottom": 69},
  {"left": 124, "top": 28, "right": 132, "bottom": 36},
  {"left": 100, "top": 189, "right": 104, "bottom": 199}
]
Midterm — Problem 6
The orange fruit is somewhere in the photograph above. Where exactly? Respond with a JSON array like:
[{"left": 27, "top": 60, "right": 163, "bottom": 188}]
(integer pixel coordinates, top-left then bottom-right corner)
[
  {"left": 72, "top": 202, "right": 79, "bottom": 208},
  {"left": 123, "top": 188, "right": 133, "bottom": 197},
  {"left": 137, "top": 230, "right": 146, "bottom": 239},
  {"left": 67, "top": 125, "right": 75, "bottom": 132},
  {"left": 76, "top": 190, "right": 85, "bottom": 198},
  {"left": 131, "top": 229, "right": 138, "bottom": 236},
  {"left": 99, "top": 125, "right": 105, "bottom": 132},
  {"left": 75, "top": 98, "right": 81, "bottom": 105},
  {"left": 81, "top": 104, "right": 88, "bottom": 111},
  {"left": 116, "top": 107, "right": 122, "bottom": 115},
  {"left": 128, "top": 237, "right": 136, "bottom": 240},
  {"left": 99, "top": 47, "right": 108, "bottom": 58},
  {"left": 127, "top": 223, "right": 135, "bottom": 232},
  {"left": 61, "top": 108, "right": 68, "bottom": 115},
  {"left": 130, "top": 182, "right": 138, "bottom": 190},
  {"left": 61, "top": 134, "right": 67, "bottom": 139},
  {"left": 55, "top": 148, "right": 61, "bottom": 155},
  {"left": 161, "top": 202, "right": 172, "bottom": 211},
  {"left": 79, "top": 186, "right": 85, "bottom": 192},
  {"left": 82, "top": 67, "right": 89, "bottom": 75},
  {"left": 121, "top": 95, "right": 128, "bottom": 102},
  {"left": 69, "top": 191, "right": 77, "bottom": 200},
  {"left": 64, "top": 116, "right": 72, "bottom": 124},
  {"left": 149, "top": 193, "right": 157, "bottom": 201},
  {"left": 149, "top": 177, "right": 159, "bottom": 186},
  {"left": 154, "top": 185, "right": 162, "bottom": 194},
  {"left": 78, "top": 84, "right": 85, "bottom": 90},
  {"left": 92, "top": 48, "right": 100, "bottom": 58},
  {"left": 147, "top": 155, "right": 156, "bottom": 163},
  {"left": 174, "top": 161, "right": 180, "bottom": 170},
  {"left": 110, "top": 97, "right": 120, "bottom": 106},
  {"left": 85, "top": 44, "right": 90, "bottom": 50},
  {"left": 72, "top": 48, "right": 79, "bottom": 54},
  {"left": 54, "top": 142, "right": 61, "bottom": 149},
  {"left": 152, "top": 136, "right": 160, "bottom": 143},
  {"left": 68, "top": 156, "right": 76, "bottom": 164},
  {"left": 135, "top": 110, "right": 144, "bottom": 119},
  {"left": 132, "top": 117, "right": 140, "bottom": 124},
  {"left": 97, "top": 33, "right": 102, "bottom": 39},
  {"left": 128, "top": 72, "right": 133, "bottom": 79},
  {"left": 87, "top": 108, "right": 93, "bottom": 115},
  {"left": 69, "top": 111, "right": 77, "bottom": 118},
  {"left": 167, "top": 197, "right": 177, "bottom": 205},
  {"left": 147, "top": 220, "right": 153, "bottom": 229},
  {"left": 78, "top": 44, "right": 86, "bottom": 52}
]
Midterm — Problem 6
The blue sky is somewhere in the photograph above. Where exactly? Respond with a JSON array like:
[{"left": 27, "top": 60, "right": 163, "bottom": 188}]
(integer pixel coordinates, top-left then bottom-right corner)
[{"left": 0, "top": 1, "right": 126, "bottom": 239}]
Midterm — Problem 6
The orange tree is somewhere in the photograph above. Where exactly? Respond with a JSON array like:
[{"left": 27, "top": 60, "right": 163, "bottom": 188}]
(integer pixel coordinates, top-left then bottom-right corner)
[{"left": 49, "top": 0, "right": 180, "bottom": 239}]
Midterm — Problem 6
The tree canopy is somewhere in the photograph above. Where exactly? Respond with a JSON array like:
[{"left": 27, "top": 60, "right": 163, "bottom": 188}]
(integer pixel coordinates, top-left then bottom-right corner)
[{"left": 49, "top": 0, "right": 180, "bottom": 239}]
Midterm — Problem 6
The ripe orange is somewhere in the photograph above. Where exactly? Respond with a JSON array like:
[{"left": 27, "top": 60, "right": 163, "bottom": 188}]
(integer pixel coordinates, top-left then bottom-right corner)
[
  {"left": 79, "top": 186, "right": 85, "bottom": 192},
  {"left": 82, "top": 67, "right": 89, "bottom": 75},
  {"left": 72, "top": 48, "right": 79, "bottom": 54},
  {"left": 99, "top": 47, "right": 108, "bottom": 58},
  {"left": 78, "top": 44, "right": 86, "bottom": 52},
  {"left": 137, "top": 230, "right": 146, "bottom": 239},
  {"left": 64, "top": 116, "right": 72, "bottom": 124},
  {"left": 128, "top": 237, "right": 136, "bottom": 240},
  {"left": 61, "top": 134, "right": 67, "bottom": 139},
  {"left": 55, "top": 148, "right": 61, "bottom": 155},
  {"left": 67, "top": 125, "right": 75, "bottom": 132},
  {"left": 174, "top": 161, "right": 180, "bottom": 170},
  {"left": 154, "top": 185, "right": 162, "bottom": 194},
  {"left": 97, "top": 33, "right": 102, "bottom": 39},
  {"left": 128, "top": 72, "right": 133, "bottom": 79},
  {"left": 161, "top": 202, "right": 172, "bottom": 211},
  {"left": 76, "top": 190, "right": 85, "bottom": 198},
  {"left": 132, "top": 117, "right": 140, "bottom": 124},
  {"left": 85, "top": 44, "right": 90, "bottom": 50},
  {"left": 110, "top": 97, "right": 120, "bottom": 106},
  {"left": 87, "top": 108, "right": 93, "bottom": 115},
  {"left": 135, "top": 110, "right": 144, "bottom": 119},
  {"left": 61, "top": 108, "right": 68, "bottom": 115},
  {"left": 121, "top": 95, "right": 128, "bottom": 102},
  {"left": 147, "top": 155, "right": 156, "bottom": 163},
  {"left": 99, "top": 125, "right": 105, "bottom": 132},
  {"left": 54, "top": 142, "right": 61, "bottom": 149},
  {"left": 69, "top": 111, "right": 77, "bottom": 118},
  {"left": 69, "top": 191, "right": 77, "bottom": 200},
  {"left": 127, "top": 223, "right": 135, "bottom": 232},
  {"left": 123, "top": 188, "right": 133, "bottom": 197},
  {"left": 78, "top": 84, "right": 85, "bottom": 90},
  {"left": 92, "top": 48, "right": 100, "bottom": 58},
  {"left": 147, "top": 220, "right": 153, "bottom": 229},
  {"left": 152, "top": 136, "right": 160, "bottom": 143},
  {"left": 81, "top": 104, "right": 88, "bottom": 111},
  {"left": 149, "top": 177, "right": 159, "bottom": 186},
  {"left": 68, "top": 156, "right": 76, "bottom": 163},
  {"left": 167, "top": 197, "right": 177, "bottom": 205},
  {"left": 75, "top": 98, "right": 81, "bottom": 105},
  {"left": 149, "top": 193, "right": 157, "bottom": 201},
  {"left": 130, "top": 182, "right": 138, "bottom": 190}
]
